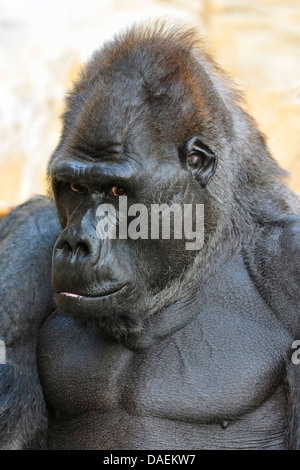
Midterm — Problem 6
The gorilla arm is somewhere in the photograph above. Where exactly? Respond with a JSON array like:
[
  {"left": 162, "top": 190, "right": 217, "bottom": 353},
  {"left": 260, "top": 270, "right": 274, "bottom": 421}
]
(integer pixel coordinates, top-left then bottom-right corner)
[
  {"left": 243, "top": 214, "right": 300, "bottom": 449},
  {"left": 274, "top": 216, "right": 300, "bottom": 450},
  {"left": 0, "top": 197, "right": 59, "bottom": 449}
]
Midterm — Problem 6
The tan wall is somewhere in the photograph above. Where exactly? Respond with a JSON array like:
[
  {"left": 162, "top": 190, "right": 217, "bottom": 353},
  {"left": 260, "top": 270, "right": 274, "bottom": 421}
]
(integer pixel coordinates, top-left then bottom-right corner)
[{"left": 0, "top": 0, "right": 299, "bottom": 213}]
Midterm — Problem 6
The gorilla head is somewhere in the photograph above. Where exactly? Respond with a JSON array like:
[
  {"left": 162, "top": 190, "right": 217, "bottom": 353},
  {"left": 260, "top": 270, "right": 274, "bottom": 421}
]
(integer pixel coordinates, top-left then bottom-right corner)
[{"left": 48, "top": 22, "right": 293, "bottom": 338}]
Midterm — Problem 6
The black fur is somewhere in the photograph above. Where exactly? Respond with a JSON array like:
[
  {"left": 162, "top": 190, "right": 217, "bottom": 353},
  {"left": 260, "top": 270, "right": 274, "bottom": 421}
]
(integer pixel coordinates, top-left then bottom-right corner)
[{"left": 0, "top": 21, "right": 299, "bottom": 449}]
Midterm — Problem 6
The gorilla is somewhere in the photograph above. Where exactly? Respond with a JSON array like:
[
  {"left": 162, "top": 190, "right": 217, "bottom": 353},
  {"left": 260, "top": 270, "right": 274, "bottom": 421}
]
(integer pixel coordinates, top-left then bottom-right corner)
[{"left": 0, "top": 22, "right": 300, "bottom": 450}]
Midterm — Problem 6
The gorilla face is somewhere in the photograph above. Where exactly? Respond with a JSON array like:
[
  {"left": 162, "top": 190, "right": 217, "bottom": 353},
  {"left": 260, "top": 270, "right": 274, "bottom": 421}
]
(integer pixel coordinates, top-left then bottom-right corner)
[{"left": 49, "top": 28, "right": 221, "bottom": 336}]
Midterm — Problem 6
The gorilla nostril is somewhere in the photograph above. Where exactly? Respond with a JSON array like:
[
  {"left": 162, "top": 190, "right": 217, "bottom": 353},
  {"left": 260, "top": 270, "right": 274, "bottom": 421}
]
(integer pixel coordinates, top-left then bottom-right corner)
[
  {"left": 74, "top": 241, "right": 90, "bottom": 258},
  {"left": 55, "top": 239, "right": 73, "bottom": 253}
]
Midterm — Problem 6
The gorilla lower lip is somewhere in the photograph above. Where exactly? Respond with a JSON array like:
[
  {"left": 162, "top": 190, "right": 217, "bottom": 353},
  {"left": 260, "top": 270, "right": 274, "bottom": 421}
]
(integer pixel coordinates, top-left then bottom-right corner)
[
  {"left": 61, "top": 292, "right": 83, "bottom": 299},
  {"left": 59, "top": 285, "right": 126, "bottom": 299}
]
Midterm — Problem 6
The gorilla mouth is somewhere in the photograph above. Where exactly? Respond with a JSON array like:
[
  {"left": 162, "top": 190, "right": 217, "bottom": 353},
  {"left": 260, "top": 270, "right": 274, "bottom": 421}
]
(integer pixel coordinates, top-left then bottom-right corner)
[{"left": 59, "top": 284, "right": 127, "bottom": 299}]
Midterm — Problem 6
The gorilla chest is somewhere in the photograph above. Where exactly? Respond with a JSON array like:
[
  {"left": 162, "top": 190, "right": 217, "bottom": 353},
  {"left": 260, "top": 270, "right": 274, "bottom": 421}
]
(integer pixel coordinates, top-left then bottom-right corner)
[{"left": 38, "top": 310, "right": 289, "bottom": 424}]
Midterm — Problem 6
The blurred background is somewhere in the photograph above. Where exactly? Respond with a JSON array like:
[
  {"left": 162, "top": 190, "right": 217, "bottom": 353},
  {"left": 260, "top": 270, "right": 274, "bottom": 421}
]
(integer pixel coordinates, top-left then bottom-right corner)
[{"left": 0, "top": 0, "right": 300, "bottom": 213}]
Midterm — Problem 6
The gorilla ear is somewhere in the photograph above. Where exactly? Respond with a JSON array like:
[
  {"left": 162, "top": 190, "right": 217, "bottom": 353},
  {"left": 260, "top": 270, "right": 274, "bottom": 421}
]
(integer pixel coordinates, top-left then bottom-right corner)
[{"left": 183, "top": 136, "right": 217, "bottom": 188}]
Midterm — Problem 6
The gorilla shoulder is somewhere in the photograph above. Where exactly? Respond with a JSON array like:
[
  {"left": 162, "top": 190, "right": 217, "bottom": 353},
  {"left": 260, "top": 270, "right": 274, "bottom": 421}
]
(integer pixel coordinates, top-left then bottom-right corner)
[
  {"left": 244, "top": 214, "right": 300, "bottom": 336},
  {"left": 0, "top": 196, "right": 59, "bottom": 449},
  {"left": 0, "top": 196, "right": 59, "bottom": 328}
]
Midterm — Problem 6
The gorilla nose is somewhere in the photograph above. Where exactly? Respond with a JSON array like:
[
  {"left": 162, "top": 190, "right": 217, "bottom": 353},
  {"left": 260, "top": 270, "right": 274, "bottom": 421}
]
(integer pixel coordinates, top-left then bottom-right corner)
[{"left": 55, "top": 234, "right": 91, "bottom": 261}]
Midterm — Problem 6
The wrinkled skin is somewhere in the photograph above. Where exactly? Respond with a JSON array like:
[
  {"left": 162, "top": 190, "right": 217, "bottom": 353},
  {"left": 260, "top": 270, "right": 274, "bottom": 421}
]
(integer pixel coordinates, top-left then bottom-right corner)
[{"left": 0, "top": 23, "right": 300, "bottom": 450}]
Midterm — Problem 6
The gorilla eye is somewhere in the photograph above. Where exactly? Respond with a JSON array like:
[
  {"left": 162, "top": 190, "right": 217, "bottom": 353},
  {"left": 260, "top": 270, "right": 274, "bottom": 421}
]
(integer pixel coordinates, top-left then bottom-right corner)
[
  {"left": 70, "top": 183, "right": 85, "bottom": 193},
  {"left": 109, "top": 186, "right": 126, "bottom": 197}
]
